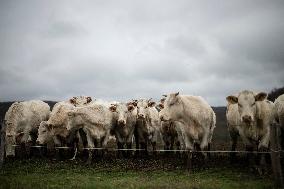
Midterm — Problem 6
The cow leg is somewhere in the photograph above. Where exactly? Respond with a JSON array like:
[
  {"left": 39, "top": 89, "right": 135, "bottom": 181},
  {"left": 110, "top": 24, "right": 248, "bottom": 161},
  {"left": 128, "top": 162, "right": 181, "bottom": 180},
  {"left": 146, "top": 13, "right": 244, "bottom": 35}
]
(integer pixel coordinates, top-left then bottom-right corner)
[
  {"left": 78, "top": 129, "right": 88, "bottom": 159},
  {"left": 229, "top": 130, "right": 238, "bottom": 163},
  {"left": 280, "top": 127, "right": 284, "bottom": 152},
  {"left": 176, "top": 140, "right": 181, "bottom": 158},
  {"left": 134, "top": 130, "right": 140, "bottom": 157},
  {"left": 117, "top": 142, "right": 123, "bottom": 158},
  {"left": 257, "top": 147, "right": 268, "bottom": 175},
  {"left": 126, "top": 142, "right": 132, "bottom": 158},
  {"left": 70, "top": 132, "right": 80, "bottom": 160},
  {"left": 200, "top": 131, "right": 209, "bottom": 153},
  {"left": 122, "top": 143, "right": 128, "bottom": 158},
  {"left": 207, "top": 143, "right": 211, "bottom": 160},
  {"left": 152, "top": 141, "right": 157, "bottom": 156},
  {"left": 184, "top": 134, "right": 194, "bottom": 171},
  {"left": 168, "top": 137, "right": 174, "bottom": 157},
  {"left": 257, "top": 130, "right": 270, "bottom": 175},
  {"left": 53, "top": 136, "right": 63, "bottom": 160},
  {"left": 126, "top": 134, "right": 134, "bottom": 158},
  {"left": 25, "top": 141, "right": 32, "bottom": 158},
  {"left": 152, "top": 130, "right": 158, "bottom": 156},
  {"left": 84, "top": 130, "right": 94, "bottom": 164},
  {"left": 245, "top": 145, "right": 254, "bottom": 169},
  {"left": 145, "top": 141, "right": 148, "bottom": 157},
  {"left": 140, "top": 142, "right": 148, "bottom": 157},
  {"left": 194, "top": 143, "right": 205, "bottom": 163},
  {"left": 140, "top": 135, "right": 148, "bottom": 158},
  {"left": 94, "top": 139, "right": 101, "bottom": 159}
]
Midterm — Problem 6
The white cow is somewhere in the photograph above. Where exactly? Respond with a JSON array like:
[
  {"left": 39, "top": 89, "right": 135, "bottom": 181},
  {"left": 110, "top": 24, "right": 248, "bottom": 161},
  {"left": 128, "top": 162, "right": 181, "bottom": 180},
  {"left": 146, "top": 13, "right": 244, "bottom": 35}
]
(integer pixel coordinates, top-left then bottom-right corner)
[
  {"left": 37, "top": 96, "right": 93, "bottom": 147},
  {"left": 134, "top": 99, "right": 161, "bottom": 155},
  {"left": 274, "top": 94, "right": 284, "bottom": 128},
  {"left": 36, "top": 96, "right": 93, "bottom": 159},
  {"left": 5, "top": 100, "right": 50, "bottom": 157},
  {"left": 158, "top": 98, "right": 181, "bottom": 151},
  {"left": 159, "top": 92, "right": 216, "bottom": 152},
  {"left": 109, "top": 103, "right": 137, "bottom": 157},
  {"left": 226, "top": 90, "right": 274, "bottom": 172},
  {"left": 66, "top": 103, "right": 115, "bottom": 162},
  {"left": 226, "top": 90, "right": 274, "bottom": 150},
  {"left": 273, "top": 94, "right": 284, "bottom": 148},
  {"left": 226, "top": 99, "right": 241, "bottom": 160}
]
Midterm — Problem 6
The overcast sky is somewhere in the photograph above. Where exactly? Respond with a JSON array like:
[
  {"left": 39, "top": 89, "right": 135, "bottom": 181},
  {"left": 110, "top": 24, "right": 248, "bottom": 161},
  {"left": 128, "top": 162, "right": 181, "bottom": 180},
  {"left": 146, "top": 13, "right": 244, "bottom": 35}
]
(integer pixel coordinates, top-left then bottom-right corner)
[{"left": 0, "top": 0, "right": 283, "bottom": 106}]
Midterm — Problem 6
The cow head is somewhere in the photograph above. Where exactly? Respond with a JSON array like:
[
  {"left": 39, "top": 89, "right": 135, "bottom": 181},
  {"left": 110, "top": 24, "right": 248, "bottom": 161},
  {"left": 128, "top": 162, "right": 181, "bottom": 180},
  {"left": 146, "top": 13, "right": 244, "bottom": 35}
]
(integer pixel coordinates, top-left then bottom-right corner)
[
  {"left": 136, "top": 99, "right": 150, "bottom": 119},
  {"left": 156, "top": 98, "right": 166, "bottom": 111},
  {"left": 69, "top": 96, "right": 93, "bottom": 107},
  {"left": 226, "top": 90, "right": 267, "bottom": 125},
  {"left": 131, "top": 99, "right": 138, "bottom": 107},
  {"left": 159, "top": 92, "right": 181, "bottom": 122},
  {"left": 5, "top": 120, "right": 17, "bottom": 157},
  {"left": 36, "top": 121, "right": 53, "bottom": 145},
  {"left": 109, "top": 103, "right": 135, "bottom": 127},
  {"left": 66, "top": 110, "right": 79, "bottom": 131},
  {"left": 147, "top": 98, "right": 156, "bottom": 107}
]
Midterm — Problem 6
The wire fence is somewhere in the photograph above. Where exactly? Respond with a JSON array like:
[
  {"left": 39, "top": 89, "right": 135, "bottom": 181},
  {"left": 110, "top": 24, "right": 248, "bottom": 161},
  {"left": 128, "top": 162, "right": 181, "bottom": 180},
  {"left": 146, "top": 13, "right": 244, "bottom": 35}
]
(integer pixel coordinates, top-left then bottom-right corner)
[{"left": 11, "top": 144, "right": 282, "bottom": 154}]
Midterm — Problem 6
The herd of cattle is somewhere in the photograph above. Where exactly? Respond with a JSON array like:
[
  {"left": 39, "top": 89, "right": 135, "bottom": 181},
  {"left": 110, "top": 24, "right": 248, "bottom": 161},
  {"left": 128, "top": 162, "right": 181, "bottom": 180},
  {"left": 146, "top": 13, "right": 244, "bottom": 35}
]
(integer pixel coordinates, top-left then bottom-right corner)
[{"left": 2, "top": 91, "right": 284, "bottom": 165}]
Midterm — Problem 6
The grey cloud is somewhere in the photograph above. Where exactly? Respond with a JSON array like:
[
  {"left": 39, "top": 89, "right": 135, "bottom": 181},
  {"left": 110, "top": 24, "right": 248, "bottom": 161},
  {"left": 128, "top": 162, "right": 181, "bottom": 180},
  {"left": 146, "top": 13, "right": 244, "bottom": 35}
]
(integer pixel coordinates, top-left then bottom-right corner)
[{"left": 0, "top": 0, "right": 284, "bottom": 106}]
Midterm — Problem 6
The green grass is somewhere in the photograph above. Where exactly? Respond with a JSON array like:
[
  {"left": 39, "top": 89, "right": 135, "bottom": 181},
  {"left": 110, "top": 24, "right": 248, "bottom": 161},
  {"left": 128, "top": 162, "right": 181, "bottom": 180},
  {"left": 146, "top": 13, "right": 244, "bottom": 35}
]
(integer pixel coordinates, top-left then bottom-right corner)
[{"left": 0, "top": 159, "right": 274, "bottom": 189}]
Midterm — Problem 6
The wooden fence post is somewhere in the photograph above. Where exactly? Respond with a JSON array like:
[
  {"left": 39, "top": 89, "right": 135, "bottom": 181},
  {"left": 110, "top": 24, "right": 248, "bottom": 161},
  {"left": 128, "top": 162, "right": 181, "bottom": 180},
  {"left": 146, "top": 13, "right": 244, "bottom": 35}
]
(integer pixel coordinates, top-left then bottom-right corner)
[
  {"left": 0, "top": 120, "right": 6, "bottom": 169},
  {"left": 270, "top": 122, "right": 283, "bottom": 188}
]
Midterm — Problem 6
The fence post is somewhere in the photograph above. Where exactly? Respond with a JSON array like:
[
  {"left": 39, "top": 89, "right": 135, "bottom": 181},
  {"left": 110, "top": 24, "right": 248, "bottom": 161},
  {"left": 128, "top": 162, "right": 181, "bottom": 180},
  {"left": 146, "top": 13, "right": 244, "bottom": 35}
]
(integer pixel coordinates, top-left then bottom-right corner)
[
  {"left": 0, "top": 120, "right": 6, "bottom": 169},
  {"left": 270, "top": 122, "right": 283, "bottom": 188}
]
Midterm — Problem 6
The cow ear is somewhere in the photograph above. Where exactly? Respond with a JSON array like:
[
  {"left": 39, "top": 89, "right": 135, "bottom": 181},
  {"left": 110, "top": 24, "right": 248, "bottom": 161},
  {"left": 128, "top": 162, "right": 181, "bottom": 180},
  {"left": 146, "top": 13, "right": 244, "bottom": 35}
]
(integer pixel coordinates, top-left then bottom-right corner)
[
  {"left": 132, "top": 100, "right": 138, "bottom": 107},
  {"left": 175, "top": 92, "right": 179, "bottom": 97},
  {"left": 162, "top": 94, "right": 167, "bottom": 98},
  {"left": 255, "top": 92, "right": 267, "bottom": 101},
  {"left": 226, "top": 96, "right": 238, "bottom": 104},
  {"left": 69, "top": 98, "right": 76, "bottom": 104},
  {"left": 148, "top": 101, "right": 156, "bottom": 107},
  {"left": 128, "top": 104, "right": 134, "bottom": 111},
  {"left": 158, "top": 103, "right": 164, "bottom": 109},
  {"left": 86, "top": 96, "right": 92, "bottom": 103},
  {"left": 109, "top": 105, "right": 117, "bottom": 112},
  {"left": 46, "top": 124, "right": 53, "bottom": 131}
]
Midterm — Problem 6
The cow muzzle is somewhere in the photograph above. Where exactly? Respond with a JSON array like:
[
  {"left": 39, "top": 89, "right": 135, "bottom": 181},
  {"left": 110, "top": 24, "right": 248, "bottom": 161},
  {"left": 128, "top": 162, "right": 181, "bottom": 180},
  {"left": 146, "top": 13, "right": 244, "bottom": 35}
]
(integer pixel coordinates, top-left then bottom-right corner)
[
  {"left": 118, "top": 119, "right": 126, "bottom": 125},
  {"left": 242, "top": 115, "right": 252, "bottom": 124},
  {"left": 138, "top": 114, "right": 145, "bottom": 119}
]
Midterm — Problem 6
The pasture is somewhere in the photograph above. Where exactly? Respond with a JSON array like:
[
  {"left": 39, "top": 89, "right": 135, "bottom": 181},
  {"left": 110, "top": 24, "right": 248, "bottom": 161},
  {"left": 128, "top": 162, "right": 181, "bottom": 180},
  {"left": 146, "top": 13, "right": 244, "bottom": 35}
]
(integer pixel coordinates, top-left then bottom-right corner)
[
  {"left": 0, "top": 102, "right": 280, "bottom": 188},
  {"left": 0, "top": 157, "right": 274, "bottom": 189}
]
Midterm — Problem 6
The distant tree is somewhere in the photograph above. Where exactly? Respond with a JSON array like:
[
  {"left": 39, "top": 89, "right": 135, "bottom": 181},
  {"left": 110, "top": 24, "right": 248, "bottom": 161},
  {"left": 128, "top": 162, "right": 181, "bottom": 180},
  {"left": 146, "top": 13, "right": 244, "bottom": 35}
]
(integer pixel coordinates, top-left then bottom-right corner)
[{"left": 267, "top": 86, "right": 284, "bottom": 101}]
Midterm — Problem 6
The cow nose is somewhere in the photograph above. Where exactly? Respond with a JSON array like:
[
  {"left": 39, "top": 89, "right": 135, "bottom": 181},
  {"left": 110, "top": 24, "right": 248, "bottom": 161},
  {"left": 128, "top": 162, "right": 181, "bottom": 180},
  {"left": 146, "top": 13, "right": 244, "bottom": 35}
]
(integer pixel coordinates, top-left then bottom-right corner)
[
  {"left": 242, "top": 115, "right": 252, "bottom": 123},
  {"left": 118, "top": 119, "right": 126, "bottom": 125},
  {"left": 138, "top": 114, "right": 144, "bottom": 118}
]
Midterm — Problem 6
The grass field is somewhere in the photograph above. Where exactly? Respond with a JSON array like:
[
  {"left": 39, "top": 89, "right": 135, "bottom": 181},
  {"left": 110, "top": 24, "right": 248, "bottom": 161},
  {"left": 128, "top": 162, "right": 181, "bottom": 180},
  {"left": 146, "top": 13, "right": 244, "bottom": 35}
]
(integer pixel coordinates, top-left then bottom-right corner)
[{"left": 0, "top": 157, "right": 274, "bottom": 189}]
